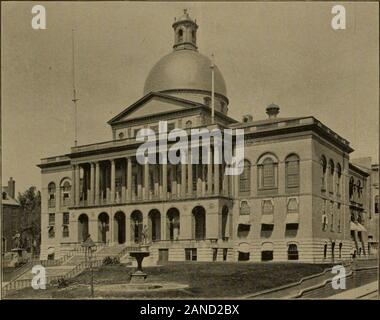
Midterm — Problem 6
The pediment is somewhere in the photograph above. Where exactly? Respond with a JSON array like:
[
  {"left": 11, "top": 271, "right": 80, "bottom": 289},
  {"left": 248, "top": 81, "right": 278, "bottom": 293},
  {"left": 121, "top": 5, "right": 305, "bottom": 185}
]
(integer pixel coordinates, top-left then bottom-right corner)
[{"left": 109, "top": 93, "right": 199, "bottom": 124}]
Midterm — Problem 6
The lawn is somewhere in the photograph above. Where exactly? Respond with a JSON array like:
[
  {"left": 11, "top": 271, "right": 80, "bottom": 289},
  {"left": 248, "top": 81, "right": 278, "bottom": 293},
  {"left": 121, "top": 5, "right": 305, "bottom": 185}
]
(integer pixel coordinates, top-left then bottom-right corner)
[{"left": 5, "top": 262, "right": 332, "bottom": 299}]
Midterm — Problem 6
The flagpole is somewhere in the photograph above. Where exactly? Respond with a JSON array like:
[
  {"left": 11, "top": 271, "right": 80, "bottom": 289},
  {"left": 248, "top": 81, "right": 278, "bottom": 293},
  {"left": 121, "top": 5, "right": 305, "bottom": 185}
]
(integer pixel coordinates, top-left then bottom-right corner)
[
  {"left": 211, "top": 53, "right": 215, "bottom": 125},
  {"left": 72, "top": 29, "right": 79, "bottom": 147}
]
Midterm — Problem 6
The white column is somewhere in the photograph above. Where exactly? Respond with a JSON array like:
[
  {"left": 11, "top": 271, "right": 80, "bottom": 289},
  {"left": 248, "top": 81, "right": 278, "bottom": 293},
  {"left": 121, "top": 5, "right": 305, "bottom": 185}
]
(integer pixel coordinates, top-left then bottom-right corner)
[
  {"left": 188, "top": 150, "right": 193, "bottom": 196},
  {"left": 95, "top": 162, "right": 100, "bottom": 205},
  {"left": 144, "top": 161, "right": 149, "bottom": 200},
  {"left": 162, "top": 163, "right": 167, "bottom": 200},
  {"left": 137, "top": 164, "right": 142, "bottom": 199},
  {"left": 90, "top": 163, "right": 95, "bottom": 205},
  {"left": 110, "top": 159, "right": 115, "bottom": 203},
  {"left": 75, "top": 165, "right": 80, "bottom": 206},
  {"left": 207, "top": 148, "right": 213, "bottom": 194},
  {"left": 172, "top": 166, "right": 177, "bottom": 198},
  {"left": 127, "top": 157, "right": 132, "bottom": 202}
]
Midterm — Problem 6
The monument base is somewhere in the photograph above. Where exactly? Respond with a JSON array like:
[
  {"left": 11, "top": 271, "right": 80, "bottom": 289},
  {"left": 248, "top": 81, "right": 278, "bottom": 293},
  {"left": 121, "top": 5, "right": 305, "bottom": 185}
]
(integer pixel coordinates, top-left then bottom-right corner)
[{"left": 130, "top": 271, "right": 148, "bottom": 283}]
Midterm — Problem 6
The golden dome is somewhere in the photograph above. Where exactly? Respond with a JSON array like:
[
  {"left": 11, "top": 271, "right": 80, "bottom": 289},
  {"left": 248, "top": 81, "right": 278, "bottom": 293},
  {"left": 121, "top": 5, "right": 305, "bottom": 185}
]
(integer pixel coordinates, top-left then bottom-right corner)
[{"left": 143, "top": 49, "right": 227, "bottom": 98}]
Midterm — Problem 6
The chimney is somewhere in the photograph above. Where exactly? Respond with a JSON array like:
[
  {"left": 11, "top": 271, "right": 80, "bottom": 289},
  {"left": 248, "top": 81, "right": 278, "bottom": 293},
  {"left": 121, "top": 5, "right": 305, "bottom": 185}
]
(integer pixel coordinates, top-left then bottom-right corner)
[
  {"left": 8, "top": 177, "right": 15, "bottom": 199},
  {"left": 266, "top": 103, "right": 280, "bottom": 119}
]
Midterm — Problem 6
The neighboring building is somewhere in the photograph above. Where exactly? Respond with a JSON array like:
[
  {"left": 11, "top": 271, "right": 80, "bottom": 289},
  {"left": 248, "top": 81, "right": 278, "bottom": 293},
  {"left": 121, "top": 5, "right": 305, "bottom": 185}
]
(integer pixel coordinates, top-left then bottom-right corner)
[
  {"left": 350, "top": 158, "right": 379, "bottom": 256},
  {"left": 348, "top": 163, "right": 370, "bottom": 257},
  {"left": 2, "top": 177, "right": 22, "bottom": 252},
  {"left": 368, "top": 163, "right": 379, "bottom": 255},
  {"left": 38, "top": 11, "right": 375, "bottom": 263}
]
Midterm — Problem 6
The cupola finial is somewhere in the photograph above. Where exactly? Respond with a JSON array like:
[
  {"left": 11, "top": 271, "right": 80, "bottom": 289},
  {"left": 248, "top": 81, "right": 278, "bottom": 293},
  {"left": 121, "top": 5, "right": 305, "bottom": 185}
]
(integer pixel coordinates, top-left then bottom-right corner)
[{"left": 172, "top": 10, "right": 198, "bottom": 51}]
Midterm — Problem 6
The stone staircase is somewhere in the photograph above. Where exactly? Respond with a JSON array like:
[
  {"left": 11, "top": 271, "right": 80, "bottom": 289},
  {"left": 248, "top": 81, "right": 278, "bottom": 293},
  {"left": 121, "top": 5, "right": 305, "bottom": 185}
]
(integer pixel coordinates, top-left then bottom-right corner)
[{"left": 2, "top": 244, "right": 138, "bottom": 295}]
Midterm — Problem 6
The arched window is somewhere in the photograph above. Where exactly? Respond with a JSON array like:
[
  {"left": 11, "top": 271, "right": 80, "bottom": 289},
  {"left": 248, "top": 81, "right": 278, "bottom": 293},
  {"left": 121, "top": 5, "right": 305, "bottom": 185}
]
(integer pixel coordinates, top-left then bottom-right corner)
[
  {"left": 285, "top": 154, "right": 300, "bottom": 189},
  {"left": 48, "top": 182, "right": 56, "bottom": 208},
  {"left": 60, "top": 179, "right": 71, "bottom": 206},
  {"left": 328, "top": 159, "right": 334, "bottom": 193},
  {"left": 263, "top": 158, "right": 275, "bottom": 187},
  {"left": 239, "top": 160, "right": 251, "bottom": 195},
  {"left": 192, "top": 206, "right": 206, "bottom": 240},
  {"left": 167, "top": 208, "right": 180, "bottom": 241},
  {"left": 178, "top": 29, "right": 183, "bottom": 42},
  {"left": 375, "top": 195, "right": 379, "bottom": 214},
  {"left": 287, "top": 244, "right": 299, "bottom": 260},
  {"left": 336, "top": 163, "right": 342, "bottom": 196},
  {"left": 320, "top": 155, "right": 327, "bottom": 191},
  {"left": 258, "top": 154, "right": 278, "bottom": 190}
]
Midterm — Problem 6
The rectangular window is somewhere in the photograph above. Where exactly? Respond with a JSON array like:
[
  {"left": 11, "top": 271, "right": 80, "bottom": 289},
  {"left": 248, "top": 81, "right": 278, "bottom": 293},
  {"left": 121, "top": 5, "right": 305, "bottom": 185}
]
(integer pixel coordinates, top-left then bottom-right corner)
[
  {"left": 48, "top": 195, "right": 55, "bottom": 208},
  {"left": 212, "top": 248, "right": 218, "bottom": 261},
  {"left": 49, "top": 213, "right": 55, "bottom": 225},
  {"left": 285, "top": 223, "right": 299, "bottom": 237},
  {"left": 223, "top": 248, "right": 228, "bottom": 261},
  {"left": 337, "top": 203, "right": 341, "bottom": 233},
  {"left": 185, "top": 248, "right": 197, "bottom": 261},
  {"left": 48, "top": 226, "right": 55, "bottom": 239},
  {"left": 63, "top": 212, "right": 70, "bottom": 225},
  {"left": 261, "top": 224, "right": 274, "bottom": 232},
  {"left": 261, "top": 251, "right": 273, "bottom": 261},
  {"left": 62, "top": 225, "right": 69, "bottom": 238}
]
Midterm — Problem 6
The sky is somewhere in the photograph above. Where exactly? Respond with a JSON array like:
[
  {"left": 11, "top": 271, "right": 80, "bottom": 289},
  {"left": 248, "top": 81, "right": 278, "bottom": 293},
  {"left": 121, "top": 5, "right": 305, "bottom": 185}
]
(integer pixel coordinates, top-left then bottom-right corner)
[{"left": 1, "top": 1, "right": 379, "bottom": 195}]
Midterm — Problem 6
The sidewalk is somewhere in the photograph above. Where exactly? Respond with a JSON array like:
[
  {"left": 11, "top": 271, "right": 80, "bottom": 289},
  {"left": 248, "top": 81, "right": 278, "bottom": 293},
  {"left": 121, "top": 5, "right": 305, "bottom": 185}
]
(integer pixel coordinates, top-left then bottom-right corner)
[{"left": 327, "top": 281, "right": 378, "bottom": 299}]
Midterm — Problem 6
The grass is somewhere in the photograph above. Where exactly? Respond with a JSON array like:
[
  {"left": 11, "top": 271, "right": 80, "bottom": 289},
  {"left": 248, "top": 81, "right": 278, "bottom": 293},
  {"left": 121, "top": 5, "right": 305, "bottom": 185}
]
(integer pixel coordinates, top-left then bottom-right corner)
[
  {"left": 2, "top": 267, "right": 16, "bottom": 282},
  {"left": 4, "top": 262, "right": 332, "bottom": 299}
]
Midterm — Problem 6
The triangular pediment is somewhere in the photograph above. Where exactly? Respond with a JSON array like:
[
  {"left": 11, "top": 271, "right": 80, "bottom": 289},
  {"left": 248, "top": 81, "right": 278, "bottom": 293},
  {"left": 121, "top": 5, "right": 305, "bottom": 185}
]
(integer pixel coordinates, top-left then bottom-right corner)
[{"left": 108, "top": 92, "right": 201, "bottom": 125}]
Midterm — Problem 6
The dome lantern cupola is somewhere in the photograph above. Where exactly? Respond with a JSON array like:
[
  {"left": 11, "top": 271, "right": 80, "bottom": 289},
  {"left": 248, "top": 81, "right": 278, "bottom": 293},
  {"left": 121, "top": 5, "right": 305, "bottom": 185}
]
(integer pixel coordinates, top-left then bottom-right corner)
[
  {"left": 143, "top": 10, "right": 228, "bottom": 114},
  {"left": 172, "top": 9, "right": 198, "bottom": 51}
]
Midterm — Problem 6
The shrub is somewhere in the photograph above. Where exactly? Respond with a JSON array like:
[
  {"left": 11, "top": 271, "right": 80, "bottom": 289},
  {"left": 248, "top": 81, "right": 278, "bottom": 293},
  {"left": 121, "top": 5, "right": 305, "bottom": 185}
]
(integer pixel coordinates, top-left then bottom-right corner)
[
  {"left": 52, "top": 277, "right": 70, "bottom": 288},
  {"left": 102, "top": 256, "right": 120, "bottom": 266}
]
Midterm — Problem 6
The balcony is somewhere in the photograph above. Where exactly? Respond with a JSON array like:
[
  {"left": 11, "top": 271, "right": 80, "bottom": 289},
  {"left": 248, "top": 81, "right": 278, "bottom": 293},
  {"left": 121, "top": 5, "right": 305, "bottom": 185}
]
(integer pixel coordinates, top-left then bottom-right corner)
[{"left": 73, "top": 190, "right": 232, "bottom": 208}]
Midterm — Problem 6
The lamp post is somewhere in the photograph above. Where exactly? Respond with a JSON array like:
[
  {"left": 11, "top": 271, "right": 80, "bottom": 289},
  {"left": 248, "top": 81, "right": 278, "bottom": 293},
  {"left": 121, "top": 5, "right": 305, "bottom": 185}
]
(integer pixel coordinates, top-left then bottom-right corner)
[{"left": 82, "top": 234, "right": 96, "bottom": 298}]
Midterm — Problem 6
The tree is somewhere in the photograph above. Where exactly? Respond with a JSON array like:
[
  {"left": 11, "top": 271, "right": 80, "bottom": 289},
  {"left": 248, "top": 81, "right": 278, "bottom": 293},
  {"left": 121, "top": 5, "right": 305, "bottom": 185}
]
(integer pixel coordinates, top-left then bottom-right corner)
[{"left": 17, "top": 187, "right": 41, "bottom": 255}]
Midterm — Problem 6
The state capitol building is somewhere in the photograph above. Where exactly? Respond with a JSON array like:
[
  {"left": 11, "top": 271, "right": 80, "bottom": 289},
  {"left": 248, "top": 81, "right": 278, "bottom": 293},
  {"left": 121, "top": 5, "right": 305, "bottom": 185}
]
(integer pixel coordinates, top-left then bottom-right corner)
[{"left": 38, "top": 10, "right": 377, "bottom": 264}]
